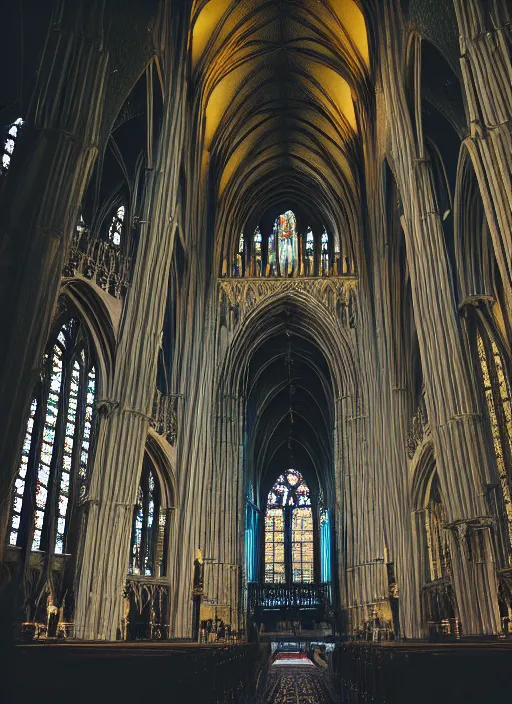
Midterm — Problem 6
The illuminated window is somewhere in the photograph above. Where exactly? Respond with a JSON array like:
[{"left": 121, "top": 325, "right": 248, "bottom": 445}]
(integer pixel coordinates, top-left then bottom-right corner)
[
  {"left": 477, "top": 331, "right": 512, "bottom": 546},
  {"left": 264, "top": 469, "right": 314, "bottom": 584},
  {"left": 8, "top": 318, "right": 97, "bottom": 554},
  {"left": 425, "top": 474, "right": 451, "bottom": 582},
  {"left": 321, "top": 230, "right": 329, "bottom": 275},
  {"left": 108, "top": 205, "right": 125, "bottom": 246},
  {"left": 320, "top": 507, "right": 331, "bottom": 583},
  {"left": 275, "top": 210, "right": 298, "bottom": 276},
  {"left": 253, "top": 227, "right": 262, "bottom": 276},
  {"left": 305, "top": 227, "right": 314, "bottom": 276},
  {"left": 129, "top": 458, "right": 168, "bottom": 577},
  {"left": 2, "top": 117, "right": 23, "bottom": 173}
]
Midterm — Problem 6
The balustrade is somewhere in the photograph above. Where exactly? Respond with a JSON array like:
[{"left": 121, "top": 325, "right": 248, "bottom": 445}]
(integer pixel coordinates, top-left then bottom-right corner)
[
  {"left": 63, "top": 225, "right": 131, "bottom": 298},
  {"left": 248, "top": 582, "right": 331, "bottom": 611},
  {"left": 150, "top": 389, "right": 181, "bottom": 445}
]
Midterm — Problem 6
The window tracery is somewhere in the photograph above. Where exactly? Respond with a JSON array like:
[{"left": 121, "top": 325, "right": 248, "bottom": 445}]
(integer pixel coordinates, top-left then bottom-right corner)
[
  {"left": 129, "top": 458, "right": 168, "bottom": 577},
  {"left": 264, "top": 469, "right": 314, "bottom": 584},
  {"left": 234, "top": 210, "right": 338, "bottom": 279},
  {"left": 477, "top": 330, "right": 512, "bottom": 548},
  {"left": 8, "top": 318, "right": 97, "bottom": 554},
  {"left": 2, "top": 117, "right": 23, "bottom": 173}
]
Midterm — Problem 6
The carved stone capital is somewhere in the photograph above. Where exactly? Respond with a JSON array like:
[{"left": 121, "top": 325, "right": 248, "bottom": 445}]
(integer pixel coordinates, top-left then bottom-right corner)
[{"left": 95, "top": 398, "right": 120, "bottom": 418}]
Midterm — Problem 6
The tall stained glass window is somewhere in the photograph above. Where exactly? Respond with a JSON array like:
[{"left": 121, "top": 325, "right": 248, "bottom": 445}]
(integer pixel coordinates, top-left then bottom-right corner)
[
  {"left": 2, "top": 117, "right": 23, "bottom": 173},
  {"left": 305, "top": 227, "right": 314, "bottom": 276},
  {"left": 321, "top": 230, "right": 329, "bottom": 275},
  {"left": 264, "top": 469, "right": 314, "bottom": 584},
  {"left": 275, "top": 210, "right": 298, "bottom": 276},
  {"left": 8, "top": 318, "right": 97, "bottom": 554},
  {"left": 477, "top": 330, "right": 512, "bottom": 547},
  {"left": 129, "top": 458, "right": 168, "bottom": 577},
  {"left": 253, "top": 227, "right": 262, "bottom": 276},
  {"left": 108, "top": 205, "right": 125, "bottom": 246}
]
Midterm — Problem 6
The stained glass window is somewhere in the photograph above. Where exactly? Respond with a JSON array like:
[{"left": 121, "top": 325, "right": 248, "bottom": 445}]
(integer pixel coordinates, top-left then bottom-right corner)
[
  {"left": 9, "top": 400, "right": 38, "bottom": 547},
  {"left": 305, "top": 227, "right": 314, "bottom": 276},
  {"left": 321, "top": 230, "right": 329, "bottom": 275},
  {"left": 2, "top": 117, "right": 23, "bottom": 173},
  {"left": 129, "top": 459, "right": 167, "bottom": 577},
  {"left": 477, "top": 331, "right": 512, "bottom": 546},
  {"left": 425, "top": 474, "right": 451, "bottom": 581},
  {"left": 253, "top": 227, "right": 262, "bottom": 276},
  {"left": 264, "top": 470, "right": 314, "bottom": 584},
  {"left": 8, "top": 317, "right": 97, "bottom": 554},
  {"left": 108, "top": 205, "right": 125, "bottom": 246},
  {"left": 275, "top": 210, "right": 298, "bottom": 276}
]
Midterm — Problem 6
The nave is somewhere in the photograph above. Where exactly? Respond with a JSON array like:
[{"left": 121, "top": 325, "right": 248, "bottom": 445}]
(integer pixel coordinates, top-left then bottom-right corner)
[{"left": 1, "top": 0, "right": 512, "bottom": 702}]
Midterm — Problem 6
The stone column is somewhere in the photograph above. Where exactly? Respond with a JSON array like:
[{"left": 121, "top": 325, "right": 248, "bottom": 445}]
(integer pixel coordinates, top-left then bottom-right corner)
[
  {"left": 454, "top": 0, "right": 511, "bottom": 316},
  {"left": 0, "top": 0, "right": 108, "bottom": 561},
  {"left": 378, "top": 1, "right": 501, "bottom": 635},
  {"left": 73, "top": 5, "right": 189, "bottom": 640}
]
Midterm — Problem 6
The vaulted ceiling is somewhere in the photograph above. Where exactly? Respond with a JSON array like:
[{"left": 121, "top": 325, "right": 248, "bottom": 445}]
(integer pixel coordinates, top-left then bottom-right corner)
[{"left": 191, "top": 0, "right": 371, "bottom": 250}]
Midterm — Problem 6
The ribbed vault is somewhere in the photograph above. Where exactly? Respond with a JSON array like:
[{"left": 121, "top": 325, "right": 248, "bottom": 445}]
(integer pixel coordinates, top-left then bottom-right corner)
[
  {"left": 191, "top": 0, "right": 371, "bottom": 266},
  {"left": 247, "top": 331, "right": 333, "bottom": 505}
]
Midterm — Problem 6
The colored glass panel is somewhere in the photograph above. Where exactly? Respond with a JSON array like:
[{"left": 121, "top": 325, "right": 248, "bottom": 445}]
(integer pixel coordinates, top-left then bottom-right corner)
[
  {"left": 9, "top": 399, "right": 38, "bottom": 546},
  {"left": 275, "top": 210, "right": 298, "bottom": 276},
  {"left": 108, "top": 205, "right": 125, "bottom": 246},
  {"left": 478, "top": 333, "right": 512, "bottom": 546},
  {"left": 33, "top": 344, "right": 63, "bottom": 550}
]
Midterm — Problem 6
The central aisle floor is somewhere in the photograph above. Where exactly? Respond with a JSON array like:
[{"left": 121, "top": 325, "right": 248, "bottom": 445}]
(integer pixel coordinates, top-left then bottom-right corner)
[{"left": 264, "top": 653, "right": 338, "bottom": 703}]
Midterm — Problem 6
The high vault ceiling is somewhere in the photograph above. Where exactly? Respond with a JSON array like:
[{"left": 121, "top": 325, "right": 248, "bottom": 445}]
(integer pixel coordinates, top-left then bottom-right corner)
[{"left": 191, "top": 0, "right": 370, "bottom": 239}]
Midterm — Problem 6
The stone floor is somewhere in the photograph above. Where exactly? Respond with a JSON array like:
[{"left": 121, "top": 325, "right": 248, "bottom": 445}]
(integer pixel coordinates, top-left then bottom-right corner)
[{"left": 264, "top": 653, "right": 337, "bottom": 703}]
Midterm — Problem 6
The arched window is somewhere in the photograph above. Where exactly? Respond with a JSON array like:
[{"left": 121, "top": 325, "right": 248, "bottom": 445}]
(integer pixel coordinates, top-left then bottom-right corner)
[
  {"left": 9, "top": 318, "right": 97, "bottom": 554},
  {"left": 425, "top": 474, "right": 451, "bottom": 582},
  {"left": 321, "top": 230, "right": 329, "bottom": 275},
  {"left": 305, "top": 227, "right": 314, "bottom": 276},
  {"left": 129, "top": 456, "right": 168, "bottom": 577},
  {"left": 108, "top": 205, "right": 125, "bottom": 246},
  {"left": 275, "top": 210, "right": 298, "bottom": 276},
  {"left": 264, "top": 469, "right": 313, "bottom": 584},
  {"left": 234, "top": 232, "right": 244, "bottom": 276},
  {"left": 1, "top": 117, "right": 23, "bottom": 173},
  {"left": 253, "top": 227, "right": 262, "bottom": 276},
  {"left": 476, "top": 328, "right": 512, "bottom": 549}
]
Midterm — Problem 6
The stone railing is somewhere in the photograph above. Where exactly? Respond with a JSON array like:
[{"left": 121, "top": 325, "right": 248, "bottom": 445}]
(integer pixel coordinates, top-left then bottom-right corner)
[
  {"left": 63, "top": 226, "right": 131, "bottom": 298},
  {"left": 248, "top": 582, "right": 332, "bottom": 611},
  {"left": 150, "top": 390, "right": 182, "bottom": 445}
]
